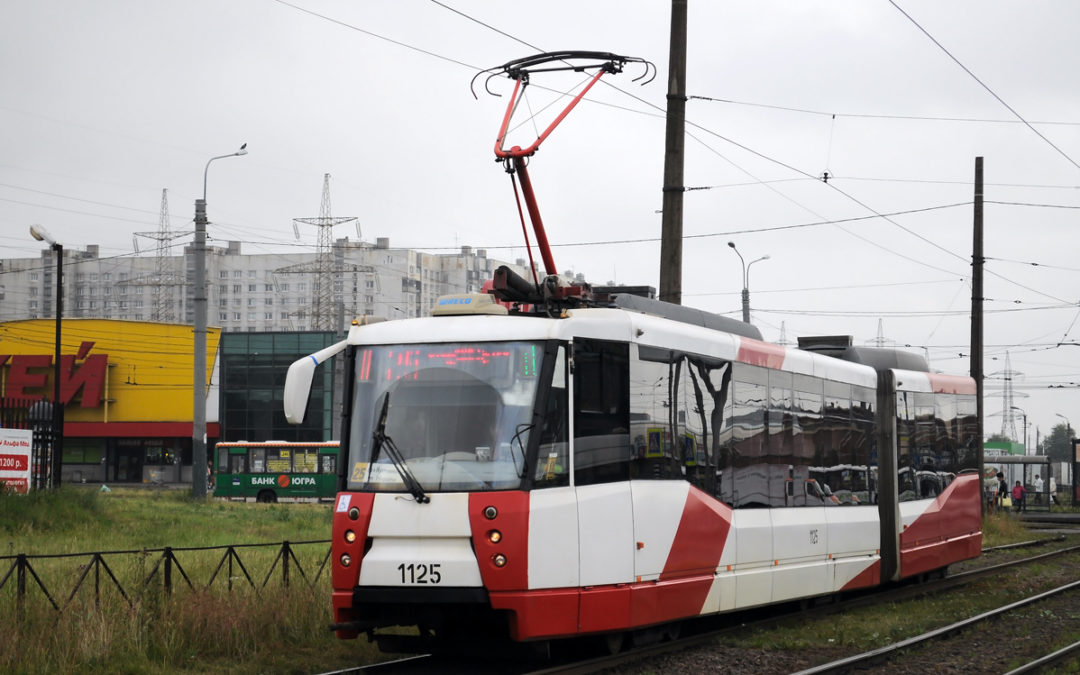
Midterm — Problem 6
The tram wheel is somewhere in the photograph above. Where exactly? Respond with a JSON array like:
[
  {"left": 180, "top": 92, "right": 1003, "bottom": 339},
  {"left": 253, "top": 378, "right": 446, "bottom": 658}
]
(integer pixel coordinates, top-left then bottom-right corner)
[{"left": 601, "top": 632, "right": 626, "bottom": 655}]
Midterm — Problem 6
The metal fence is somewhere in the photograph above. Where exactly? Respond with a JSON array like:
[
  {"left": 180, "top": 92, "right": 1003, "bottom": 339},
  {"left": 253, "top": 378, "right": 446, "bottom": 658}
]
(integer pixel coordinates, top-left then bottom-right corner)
[{"left": 0, "top": 539, "right": 331, "bottom": 617}]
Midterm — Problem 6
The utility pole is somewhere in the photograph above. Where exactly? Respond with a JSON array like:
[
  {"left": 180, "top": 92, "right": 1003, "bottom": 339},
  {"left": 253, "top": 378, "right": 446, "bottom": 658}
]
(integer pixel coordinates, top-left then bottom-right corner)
[
  {"left": 193, "top": 144, "right": 247, "bottom": 498},
  {"left": 971, "top": 157, "right": 984, "bottom": 490},
  {"left": 659, "top": 0, "right": 687, "bottom": 305}
]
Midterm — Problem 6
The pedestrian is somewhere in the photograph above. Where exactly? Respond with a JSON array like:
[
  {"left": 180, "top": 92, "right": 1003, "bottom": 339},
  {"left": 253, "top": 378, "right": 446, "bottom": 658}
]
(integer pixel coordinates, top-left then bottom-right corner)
[
  {"left": 1034, "top": 474, "right": 1044, "bottom": 504},
  {"left": 997, "top": 472, "right": 1008, "bottom": 510},
  {"left": 1050, "top": 475, "right": 1058, "bottom": 505},
  {"left": 1012, "top": 480, "right": 1027, "bottom": 513}
]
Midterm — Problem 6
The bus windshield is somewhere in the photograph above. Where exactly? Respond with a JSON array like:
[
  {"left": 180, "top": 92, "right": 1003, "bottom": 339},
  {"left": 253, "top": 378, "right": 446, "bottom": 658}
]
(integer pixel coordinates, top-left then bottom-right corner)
[{"left": 346, "top": 341, "right": 546, "bottom": 493}]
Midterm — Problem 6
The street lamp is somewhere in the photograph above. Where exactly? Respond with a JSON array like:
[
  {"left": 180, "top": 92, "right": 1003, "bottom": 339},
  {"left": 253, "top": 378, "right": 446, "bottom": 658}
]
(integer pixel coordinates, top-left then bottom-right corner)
[
  {"left": 29, "top": 224, "right": 63, "bottom": 489},
  {"left": 193, "top": 143, "right": 247, "bottom": 498},
  {"left": 727, "top": 241, "right": 770, "bottom": 324},
  {"left": 1056, "top": 413, "right": 1073, "bottom": 440}
]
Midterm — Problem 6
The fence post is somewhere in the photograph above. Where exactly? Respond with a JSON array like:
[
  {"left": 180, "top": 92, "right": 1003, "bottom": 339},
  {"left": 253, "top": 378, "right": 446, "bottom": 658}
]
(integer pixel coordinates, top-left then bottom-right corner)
[
  {"left": 16, "top": 554, "right": 26, "bottom": 619},
  {"left": 94, "top": 553, "right": 101, "bottom": 609},
  {"left": 164, "top": 547, "right": 172, "bottom": 595},
  {"left": 282, "top": 541, "right": 290, "bottom": 588}
]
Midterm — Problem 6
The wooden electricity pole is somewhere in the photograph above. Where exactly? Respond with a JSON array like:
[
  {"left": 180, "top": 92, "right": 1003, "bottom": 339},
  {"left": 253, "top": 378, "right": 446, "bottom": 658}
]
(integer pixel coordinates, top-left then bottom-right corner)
[
  {"left": 972, "top": 157, "right": 985, "bottom": 491},
  {"left": 659, "top": 0, "right": 688, "bottom": 305}
]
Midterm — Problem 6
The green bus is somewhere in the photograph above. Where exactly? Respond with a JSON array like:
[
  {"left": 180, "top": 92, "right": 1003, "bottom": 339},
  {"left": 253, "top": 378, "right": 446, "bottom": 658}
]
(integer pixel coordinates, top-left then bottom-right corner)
[{"left": 213, "top": 441, "right": 339, "bottom": 503}]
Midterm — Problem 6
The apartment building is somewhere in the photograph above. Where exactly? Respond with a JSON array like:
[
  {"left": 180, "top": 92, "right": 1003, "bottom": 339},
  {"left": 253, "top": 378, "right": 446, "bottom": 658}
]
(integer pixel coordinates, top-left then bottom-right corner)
[{"left": 3, "top": 237, "right": 536, "bottom": 332}]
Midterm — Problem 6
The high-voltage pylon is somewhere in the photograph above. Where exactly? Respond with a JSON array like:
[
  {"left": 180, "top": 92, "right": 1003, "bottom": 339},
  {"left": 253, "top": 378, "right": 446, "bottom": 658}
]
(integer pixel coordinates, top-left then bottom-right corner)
[
  {"left": 133, "top": 189, "right": 187, "bottom": 323},
  {"left": 993, "top": 351, "right": 1024, "bottom": 441},
  {"left": 777, "top": 321, "right": 793, "bottom": 346},
  {"left": 274, "top": 175, "right": 360, "bottom": 330},
  {"left": 866, "top": 319, "right": 894, "bottom": 348}
]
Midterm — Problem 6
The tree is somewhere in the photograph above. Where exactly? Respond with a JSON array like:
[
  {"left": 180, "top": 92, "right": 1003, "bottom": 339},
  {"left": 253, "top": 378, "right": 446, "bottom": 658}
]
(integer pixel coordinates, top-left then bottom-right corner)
[
  {"left": 986, "top": 433, "right": 1012, "bottom": 444},
  {"left": 1041, "top": 423, "right": 1074, "bottom": 464}
]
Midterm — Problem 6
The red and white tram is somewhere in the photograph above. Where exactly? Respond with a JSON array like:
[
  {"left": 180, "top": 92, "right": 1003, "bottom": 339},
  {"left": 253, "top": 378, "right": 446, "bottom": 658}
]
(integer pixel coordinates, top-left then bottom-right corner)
[
  {"left": 282, "top": 51, "right": 980, "bottom": 652},
  {"left": 283, "top": 292, "right": 980, "bottom": 652}
]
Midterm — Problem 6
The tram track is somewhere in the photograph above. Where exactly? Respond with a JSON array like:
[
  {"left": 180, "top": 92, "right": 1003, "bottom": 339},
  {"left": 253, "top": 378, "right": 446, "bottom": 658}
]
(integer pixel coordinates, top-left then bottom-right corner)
[
  {"left": 791, "top": 577, "right": 1080, "bottom": 674},
  {"left": 525, "top": 539, "right": 1080, "bottom": 674},
  {"left": 308, "top": 538, "right": 1080, "bottom": 675}
]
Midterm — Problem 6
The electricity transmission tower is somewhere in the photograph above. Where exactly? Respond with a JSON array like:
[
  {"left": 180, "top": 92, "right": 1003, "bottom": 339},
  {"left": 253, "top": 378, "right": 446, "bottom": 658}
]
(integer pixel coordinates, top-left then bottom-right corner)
[
  {"left": 133, "top": 188, "right": 187, "bottom": 323},
  {"left": 276, "top": 174, "right": 360, "bottom": 330},
  {"left": 995, "top": 351, "right": 1023, "bottom": 441}
]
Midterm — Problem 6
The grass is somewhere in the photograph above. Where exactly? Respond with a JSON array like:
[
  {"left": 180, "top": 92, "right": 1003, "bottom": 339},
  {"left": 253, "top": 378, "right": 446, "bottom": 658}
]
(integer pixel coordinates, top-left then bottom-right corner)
[
  {"left": 0, "top": 487, "right": 382, "bottom": 674},
  {"left": 2, "top": 491, "right": 1055, "bottom": 671},
  {"left": 982, "top": 509, "right": 1036, "bottom": 547}
]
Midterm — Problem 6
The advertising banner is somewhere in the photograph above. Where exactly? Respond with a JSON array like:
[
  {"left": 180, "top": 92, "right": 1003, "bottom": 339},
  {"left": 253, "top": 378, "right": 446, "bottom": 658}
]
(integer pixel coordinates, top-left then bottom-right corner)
[{"left": 0, "top": 428, "right": 34, "bottom": 494}]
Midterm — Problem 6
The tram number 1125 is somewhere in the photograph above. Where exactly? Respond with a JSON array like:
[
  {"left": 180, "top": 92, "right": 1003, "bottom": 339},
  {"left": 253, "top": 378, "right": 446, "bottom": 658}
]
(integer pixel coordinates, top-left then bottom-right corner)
[{"left": 397, "top": 562, "right": 442, "bottom": 584}]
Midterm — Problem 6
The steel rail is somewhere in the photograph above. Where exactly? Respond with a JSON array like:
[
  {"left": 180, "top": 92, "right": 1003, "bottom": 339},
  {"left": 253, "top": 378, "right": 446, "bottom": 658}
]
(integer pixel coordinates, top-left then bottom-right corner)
[{"left": 791, "top": 577, "right": 1080, "bottom": 674}]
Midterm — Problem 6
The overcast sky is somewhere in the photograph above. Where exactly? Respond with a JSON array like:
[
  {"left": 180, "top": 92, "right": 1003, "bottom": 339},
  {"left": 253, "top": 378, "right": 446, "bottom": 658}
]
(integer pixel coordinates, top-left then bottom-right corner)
[{"left": 3, "top": 1, "right": 1079, "bottom": 444}]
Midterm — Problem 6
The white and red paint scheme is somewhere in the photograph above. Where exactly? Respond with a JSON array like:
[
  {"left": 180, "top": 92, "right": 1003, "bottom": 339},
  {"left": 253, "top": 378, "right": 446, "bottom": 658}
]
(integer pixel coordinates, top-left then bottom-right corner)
[{"left": 287, "top": 305, "right": 982, "bottom": 649}]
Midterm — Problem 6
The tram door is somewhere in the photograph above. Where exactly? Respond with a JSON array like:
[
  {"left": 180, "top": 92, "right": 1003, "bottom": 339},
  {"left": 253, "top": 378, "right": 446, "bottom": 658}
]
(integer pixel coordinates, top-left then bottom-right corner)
[{"left": 572, "top": 340, "right": 634, "bottom": 595}]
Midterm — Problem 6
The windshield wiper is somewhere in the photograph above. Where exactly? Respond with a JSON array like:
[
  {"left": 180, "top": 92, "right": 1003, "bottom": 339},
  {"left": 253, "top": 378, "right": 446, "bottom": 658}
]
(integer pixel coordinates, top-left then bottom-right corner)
[
  {"left": 511, "top": 423, "right": 532, "bottom": 479},
  {"left": 371, "top": 394, "right": 430, "bottom": 504}
]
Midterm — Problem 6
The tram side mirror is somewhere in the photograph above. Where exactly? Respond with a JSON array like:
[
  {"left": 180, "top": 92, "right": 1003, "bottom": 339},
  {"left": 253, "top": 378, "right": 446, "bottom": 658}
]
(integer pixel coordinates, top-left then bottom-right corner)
[{"left": 284, "top": 339, "right": 348, "bottom": 424}]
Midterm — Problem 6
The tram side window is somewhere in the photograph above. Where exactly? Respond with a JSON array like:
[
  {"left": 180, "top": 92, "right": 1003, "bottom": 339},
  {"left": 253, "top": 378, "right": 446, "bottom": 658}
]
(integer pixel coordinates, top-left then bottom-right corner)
[
  {"left": 766, "top": 370, "right": 794, "bottom": 507},
  {"left": 573, "top": 340, "right": 630, "bottom": 486},
  {"left": 793, "top": 375, "right": 823, "bottom": 506},
  {"left": 810, "top": 381, "right": 872, "bottom": 507},
  {"left": 628, "top": 353, "right": 682, "bottom": 481},
  {"left": 729, "top": 364, "right": 769, "bottom": 508},
  {"left": 956, "top": 395, "right": 979, "bottom": 470}
]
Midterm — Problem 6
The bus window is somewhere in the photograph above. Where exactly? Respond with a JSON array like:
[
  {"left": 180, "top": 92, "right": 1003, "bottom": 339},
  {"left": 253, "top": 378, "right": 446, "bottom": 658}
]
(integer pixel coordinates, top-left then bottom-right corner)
[
  {"left": 321, "top": 454, "right": 336, "bottom": 474},
  {"left": 251, "top": 449, "right": 266, "bottom": 473},
  {"left": 294, "top": 448, "right": 317, "bottom": 473},
  {"left": 266, "top": 448, "right": 291, "bottom": 473},
  {"left": 230, "top": 454, "right": 247, "bottom": 474}
]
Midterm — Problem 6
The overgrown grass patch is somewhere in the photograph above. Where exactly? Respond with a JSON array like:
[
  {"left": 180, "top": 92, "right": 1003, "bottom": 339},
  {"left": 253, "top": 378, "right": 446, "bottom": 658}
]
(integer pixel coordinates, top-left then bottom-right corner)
[
  {"left": 981, "top": 511, "right": 1035, "bottom": 547},
  {"left": 0, "top": 488, "right": 380, "bottom": 673}
]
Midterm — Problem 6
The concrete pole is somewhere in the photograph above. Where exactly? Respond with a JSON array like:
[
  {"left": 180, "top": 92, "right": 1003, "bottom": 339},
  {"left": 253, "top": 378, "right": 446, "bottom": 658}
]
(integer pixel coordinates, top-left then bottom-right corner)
[
  {"left": 193, "top": 197, "right": 208, "bottom": 498},
  {"left": 193, "top": 144, "right": 246, "bottom": 497}
]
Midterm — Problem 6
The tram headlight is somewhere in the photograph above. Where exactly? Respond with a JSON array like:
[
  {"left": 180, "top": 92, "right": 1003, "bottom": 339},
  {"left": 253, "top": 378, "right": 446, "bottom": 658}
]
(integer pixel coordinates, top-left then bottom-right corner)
[
  {"left": 344, "top": 529, "right": 357, "bottom": 544},
  {"left": 348, "top": 507, "right": 360, "bottom": 520},
  {"left": 340, "top": 553, "right": 352, "bottom": 567},
  {"left": 488, "top": 530, "right": 502, "bottom": 544},
  {"left": 492, "top": 553, "right": 507, "bottom": 568},
  {"left": 483, "top": 506, "right": 498, "bottom": 520}
]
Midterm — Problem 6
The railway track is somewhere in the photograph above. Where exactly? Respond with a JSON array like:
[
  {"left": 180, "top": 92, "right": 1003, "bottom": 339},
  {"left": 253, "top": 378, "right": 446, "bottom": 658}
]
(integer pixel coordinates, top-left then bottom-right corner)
[
  {"left": 526, "top": 539, "right": 1080, "bottom": 674},
  {"left": 310, "top": 537, "right": 1080, "bottom": 675},
  {"left": 791, "top": 577, "right": 1080, "bottom": 674}
]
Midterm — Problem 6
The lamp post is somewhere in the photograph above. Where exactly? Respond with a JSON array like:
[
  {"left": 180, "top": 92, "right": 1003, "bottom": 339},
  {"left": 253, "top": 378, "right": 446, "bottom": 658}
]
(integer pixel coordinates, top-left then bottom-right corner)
[
  {"left": 193, "top": 143, "right": 247, "bottom": 498},
  {"left": 29, "top": 225, "right": 63, "bottom": 489},
  {"left": 726, "top": 241, "right": 769, "bottom": 324}
]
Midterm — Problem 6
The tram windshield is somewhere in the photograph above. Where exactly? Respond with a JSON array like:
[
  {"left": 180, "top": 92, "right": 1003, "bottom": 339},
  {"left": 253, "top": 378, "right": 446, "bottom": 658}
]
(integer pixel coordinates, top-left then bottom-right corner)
[{"left": 346, "top": 341, "right": 546, "bottom": 493}]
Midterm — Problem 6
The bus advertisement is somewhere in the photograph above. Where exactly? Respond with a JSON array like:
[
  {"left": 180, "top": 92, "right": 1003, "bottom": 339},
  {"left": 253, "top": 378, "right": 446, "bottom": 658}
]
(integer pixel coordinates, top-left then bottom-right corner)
[{"left": 213, "top": 441, "right": 339, "bottom": 503}]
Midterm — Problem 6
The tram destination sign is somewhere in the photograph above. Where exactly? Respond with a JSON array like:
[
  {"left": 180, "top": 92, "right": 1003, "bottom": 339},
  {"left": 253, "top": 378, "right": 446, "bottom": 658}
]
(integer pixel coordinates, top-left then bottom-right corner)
[{"left": 0, "top": 428, "right": 33, "bottom": 494}]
